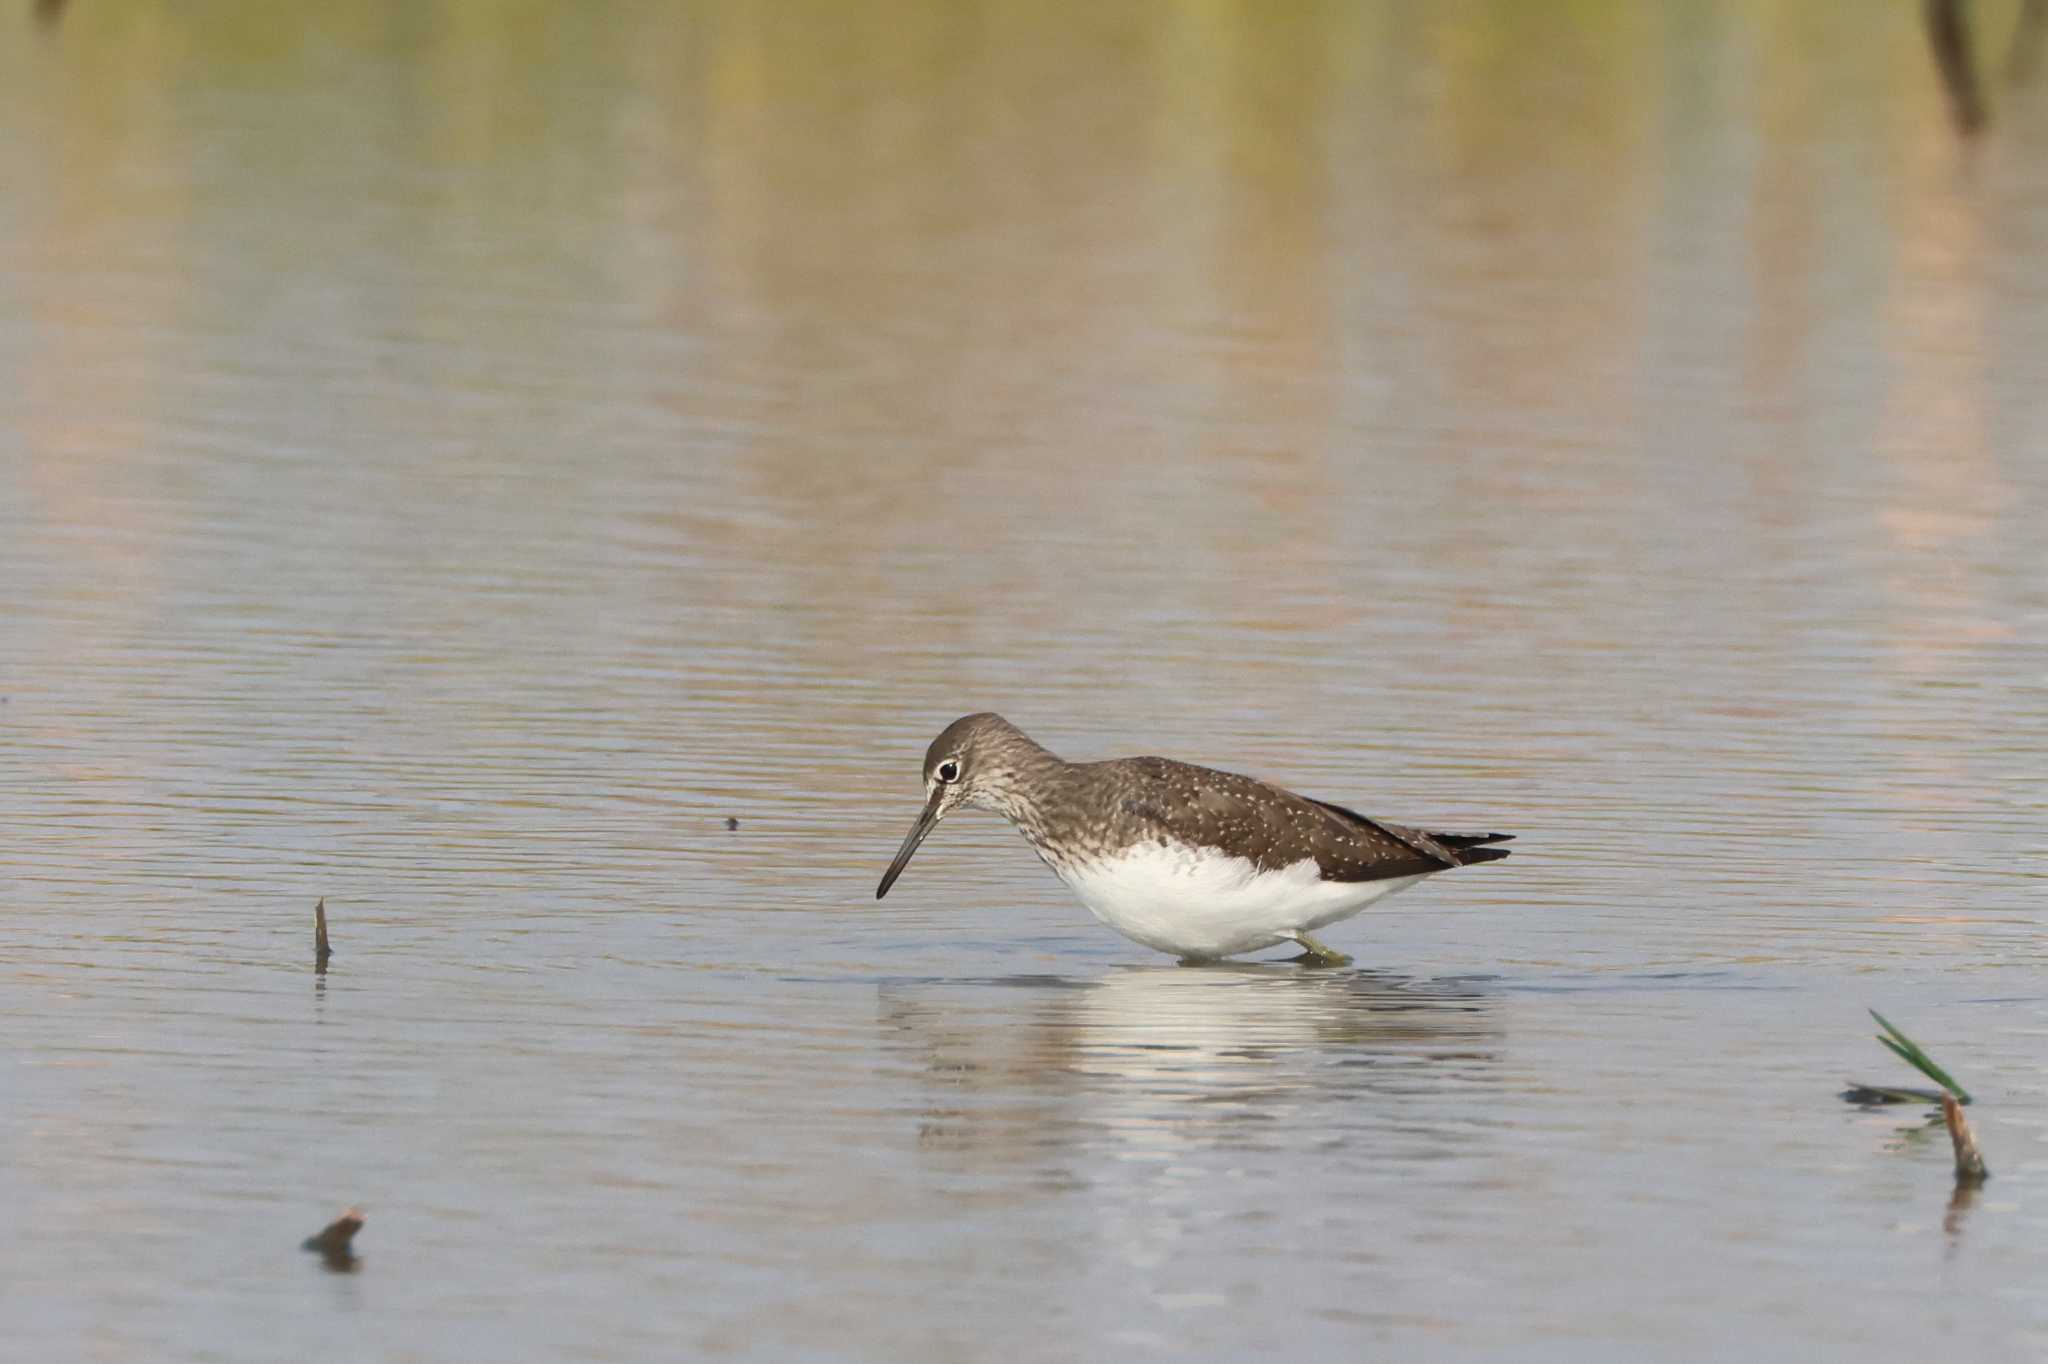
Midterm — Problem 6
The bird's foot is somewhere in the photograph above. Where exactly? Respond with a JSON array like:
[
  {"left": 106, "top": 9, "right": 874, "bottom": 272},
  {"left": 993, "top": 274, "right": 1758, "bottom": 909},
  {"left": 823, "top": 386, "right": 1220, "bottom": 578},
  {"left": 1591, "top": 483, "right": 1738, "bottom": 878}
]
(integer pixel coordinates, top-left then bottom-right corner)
[{"left": 1282, "top": 932, "right": 1352, "bottom": 968}]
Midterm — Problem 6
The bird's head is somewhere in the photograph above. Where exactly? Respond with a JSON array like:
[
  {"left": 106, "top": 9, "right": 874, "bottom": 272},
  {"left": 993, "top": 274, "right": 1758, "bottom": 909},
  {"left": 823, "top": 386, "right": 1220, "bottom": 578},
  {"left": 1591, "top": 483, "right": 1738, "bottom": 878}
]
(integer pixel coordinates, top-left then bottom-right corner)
[{"left": 875, "top": 713, "right": 1041, "bottom": 898}]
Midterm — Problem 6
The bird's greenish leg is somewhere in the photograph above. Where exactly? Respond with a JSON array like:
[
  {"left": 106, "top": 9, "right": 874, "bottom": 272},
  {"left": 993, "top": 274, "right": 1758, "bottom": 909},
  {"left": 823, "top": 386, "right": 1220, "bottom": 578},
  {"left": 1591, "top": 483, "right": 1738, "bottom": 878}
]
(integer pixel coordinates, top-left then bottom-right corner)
[{"left": 1280, "top": 931, "right": 1352, "bottom": 967}]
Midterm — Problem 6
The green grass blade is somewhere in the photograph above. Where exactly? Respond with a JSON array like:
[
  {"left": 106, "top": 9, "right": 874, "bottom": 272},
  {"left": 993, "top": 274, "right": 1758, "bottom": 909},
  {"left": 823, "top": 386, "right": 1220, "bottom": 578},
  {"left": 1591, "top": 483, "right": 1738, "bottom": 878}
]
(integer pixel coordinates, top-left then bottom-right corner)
[{"left": 1869, "top": 1009, "right": 1973, "bottom": 1105}]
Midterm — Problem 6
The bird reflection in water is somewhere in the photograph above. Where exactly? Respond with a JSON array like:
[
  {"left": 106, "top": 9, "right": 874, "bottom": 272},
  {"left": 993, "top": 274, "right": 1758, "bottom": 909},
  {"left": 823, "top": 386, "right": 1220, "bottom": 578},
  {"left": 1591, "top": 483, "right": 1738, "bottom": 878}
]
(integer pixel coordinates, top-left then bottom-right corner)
[{"left": 877, "top": 966, "right": 1501, "bottom": 1165}]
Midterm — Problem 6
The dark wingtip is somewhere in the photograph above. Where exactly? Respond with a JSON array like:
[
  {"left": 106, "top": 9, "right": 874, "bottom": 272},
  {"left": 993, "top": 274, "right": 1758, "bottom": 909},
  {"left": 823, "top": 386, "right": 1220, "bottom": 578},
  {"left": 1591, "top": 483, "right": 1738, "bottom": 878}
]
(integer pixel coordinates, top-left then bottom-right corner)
[{"left": 1454, "top": 845, "right": 1513, "bottom": 866}]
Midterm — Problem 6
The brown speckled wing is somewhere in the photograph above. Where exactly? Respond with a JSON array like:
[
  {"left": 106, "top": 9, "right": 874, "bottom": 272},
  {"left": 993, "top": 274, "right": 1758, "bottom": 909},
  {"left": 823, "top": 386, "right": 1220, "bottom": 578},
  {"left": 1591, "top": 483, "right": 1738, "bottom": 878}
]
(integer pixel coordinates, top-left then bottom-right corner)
[{"left": 1100, "top": 757, "right": 1457, "bottom": 883}]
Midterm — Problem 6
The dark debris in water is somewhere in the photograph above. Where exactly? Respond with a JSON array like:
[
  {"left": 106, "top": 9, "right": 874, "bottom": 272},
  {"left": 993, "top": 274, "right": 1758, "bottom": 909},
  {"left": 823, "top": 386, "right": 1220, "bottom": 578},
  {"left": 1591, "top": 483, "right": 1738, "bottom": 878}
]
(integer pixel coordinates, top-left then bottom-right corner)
[
  {"left": 314, "top": 897, "right": 332, "bottom": 973},
  {"left": 302, "top": 1208, "right": 364, "bottom": 1272},
  {"left": 1841, "top": 1082, "right": 1949, "bottom": 1107}
]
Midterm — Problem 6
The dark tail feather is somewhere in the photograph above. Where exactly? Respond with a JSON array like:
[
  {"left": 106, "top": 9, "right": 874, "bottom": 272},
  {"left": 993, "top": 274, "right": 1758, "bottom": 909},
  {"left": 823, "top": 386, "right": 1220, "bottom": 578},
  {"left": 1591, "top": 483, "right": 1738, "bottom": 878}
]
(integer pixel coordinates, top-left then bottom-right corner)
[
  {"left": 1429, "top": 830, "right": 1514, "bottom": 866},
  {"left": 1431, "top": 830, "right": 1515, "bottom": 850}
]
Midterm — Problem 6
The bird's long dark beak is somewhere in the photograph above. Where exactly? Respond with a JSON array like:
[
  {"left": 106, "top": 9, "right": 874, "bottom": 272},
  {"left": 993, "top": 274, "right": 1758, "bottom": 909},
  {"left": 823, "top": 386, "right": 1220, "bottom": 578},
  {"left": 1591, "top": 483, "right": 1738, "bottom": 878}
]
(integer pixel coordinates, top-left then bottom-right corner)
[{"left": 876, "top": 791, "right": 943, "bottom": 899}]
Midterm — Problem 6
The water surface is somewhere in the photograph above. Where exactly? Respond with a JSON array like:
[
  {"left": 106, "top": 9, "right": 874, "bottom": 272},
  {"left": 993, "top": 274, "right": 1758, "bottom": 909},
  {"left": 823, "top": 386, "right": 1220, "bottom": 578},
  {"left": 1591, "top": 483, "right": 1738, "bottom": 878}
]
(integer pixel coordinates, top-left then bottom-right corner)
[{"left": 2, "top": 2, "right": 2045, "bottom": 1360}]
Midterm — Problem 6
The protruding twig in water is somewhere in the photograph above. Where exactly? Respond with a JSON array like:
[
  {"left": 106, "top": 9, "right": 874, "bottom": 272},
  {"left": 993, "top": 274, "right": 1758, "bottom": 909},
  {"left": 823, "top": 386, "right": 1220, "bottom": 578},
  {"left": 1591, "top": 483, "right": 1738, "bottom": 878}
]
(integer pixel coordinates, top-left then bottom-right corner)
[
  {"left": 1927, "top": 0, "right": 1989, "bottom": 133},
  {"left": 302, "top": 1207, "right": 364, "bottom": 1270},
  {"left": 315, "top": 898, "right": 332, "bottom": 973},
  {"left": 725, "top": 816, "right": 740, "bottom": 831},
  {"left": 1943, "top": 1092, "right": 1988, "bottom": 1183}
]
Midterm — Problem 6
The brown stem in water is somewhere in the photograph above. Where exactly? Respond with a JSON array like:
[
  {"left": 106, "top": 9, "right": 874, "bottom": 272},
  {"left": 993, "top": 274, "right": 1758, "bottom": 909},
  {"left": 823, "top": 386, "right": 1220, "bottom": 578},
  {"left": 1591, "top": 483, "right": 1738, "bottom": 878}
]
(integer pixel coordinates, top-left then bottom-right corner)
[{"left": 1942, "top": 1091, "right": 1988, "bottom": 1183}]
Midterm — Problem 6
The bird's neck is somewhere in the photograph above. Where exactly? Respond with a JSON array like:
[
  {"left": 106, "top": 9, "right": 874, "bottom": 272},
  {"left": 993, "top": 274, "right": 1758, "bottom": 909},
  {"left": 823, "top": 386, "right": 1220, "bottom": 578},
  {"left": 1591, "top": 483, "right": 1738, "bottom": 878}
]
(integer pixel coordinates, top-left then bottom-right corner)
[{"left": 987, "top": 742, "right": 1080, "bottom": 851}]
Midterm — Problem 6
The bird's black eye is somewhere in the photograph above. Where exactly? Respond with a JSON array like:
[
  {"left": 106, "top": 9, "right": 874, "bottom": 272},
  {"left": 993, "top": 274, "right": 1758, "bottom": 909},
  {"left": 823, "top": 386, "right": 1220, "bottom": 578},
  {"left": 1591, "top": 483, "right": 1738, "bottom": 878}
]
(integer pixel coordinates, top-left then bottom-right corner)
[{"left": 936, "top": 759, "right": 961, "bottom": 783}]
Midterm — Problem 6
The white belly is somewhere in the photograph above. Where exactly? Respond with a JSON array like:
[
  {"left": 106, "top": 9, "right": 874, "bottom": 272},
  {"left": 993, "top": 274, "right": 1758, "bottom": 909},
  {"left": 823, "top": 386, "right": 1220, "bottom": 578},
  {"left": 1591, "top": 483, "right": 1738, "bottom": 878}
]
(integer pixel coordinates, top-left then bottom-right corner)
[{"left": 1048, "top": 841, "right": 1426, "bottom": 960}]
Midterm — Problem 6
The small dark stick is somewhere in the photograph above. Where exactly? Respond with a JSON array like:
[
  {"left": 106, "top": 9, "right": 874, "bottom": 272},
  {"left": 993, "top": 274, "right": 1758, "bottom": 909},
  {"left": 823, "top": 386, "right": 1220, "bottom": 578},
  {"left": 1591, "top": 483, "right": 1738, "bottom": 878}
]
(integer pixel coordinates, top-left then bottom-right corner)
[
  {"left": 1942, "top": 1092, "right": 1988, "bottom": 1183},
  {"left": 314, "top": 898, "right": 332, "bottom": 972},
  {"left": 725, "top": 816, "right": 740, "bottom": 831},
  {"left": 302, "top": 1207, "right": 364, "bottom": 1269},
  {"left": 1927, "top": 0, "right": 1989, "bottom": 133}
]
